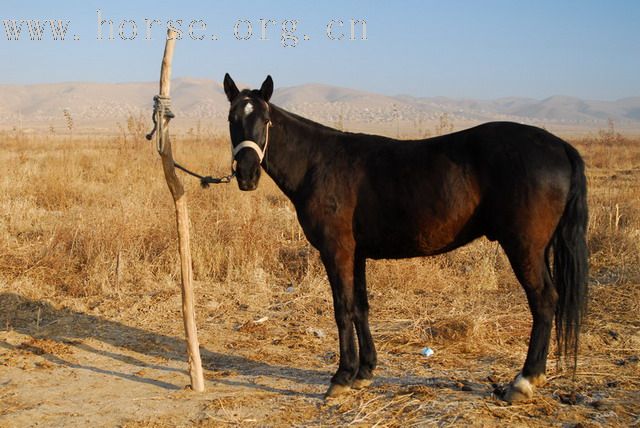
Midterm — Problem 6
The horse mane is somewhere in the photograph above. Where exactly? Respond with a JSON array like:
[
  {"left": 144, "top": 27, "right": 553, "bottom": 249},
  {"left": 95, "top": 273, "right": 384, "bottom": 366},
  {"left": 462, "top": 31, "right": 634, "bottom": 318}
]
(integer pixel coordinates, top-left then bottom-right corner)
[
  {"left": 268, "top": 102, "right": 404, "bottom": 145},
  {"left": 269, "top": 103, "right": 342, "bottom": 134}
]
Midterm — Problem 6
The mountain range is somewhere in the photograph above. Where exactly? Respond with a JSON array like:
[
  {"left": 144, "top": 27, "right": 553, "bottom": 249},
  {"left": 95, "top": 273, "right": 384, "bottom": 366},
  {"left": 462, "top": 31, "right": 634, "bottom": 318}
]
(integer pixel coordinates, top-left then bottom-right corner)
[{"left": 1, "top": 78, "right": 639, "bottom": 135}]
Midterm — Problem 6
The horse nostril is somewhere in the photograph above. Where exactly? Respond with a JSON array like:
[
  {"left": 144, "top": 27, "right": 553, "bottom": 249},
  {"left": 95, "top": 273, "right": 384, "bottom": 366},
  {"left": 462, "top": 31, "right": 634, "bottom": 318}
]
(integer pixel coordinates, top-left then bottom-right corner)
[{"left": 237, "top": 178, "right": 258, "bottom": 191}]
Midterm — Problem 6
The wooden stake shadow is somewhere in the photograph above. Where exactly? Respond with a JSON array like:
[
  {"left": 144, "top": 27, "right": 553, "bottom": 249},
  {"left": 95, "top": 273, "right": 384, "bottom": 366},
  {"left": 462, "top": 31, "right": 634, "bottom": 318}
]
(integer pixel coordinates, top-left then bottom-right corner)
[{"left": 1, "top": 292, "right": 327, "bottom": 394}]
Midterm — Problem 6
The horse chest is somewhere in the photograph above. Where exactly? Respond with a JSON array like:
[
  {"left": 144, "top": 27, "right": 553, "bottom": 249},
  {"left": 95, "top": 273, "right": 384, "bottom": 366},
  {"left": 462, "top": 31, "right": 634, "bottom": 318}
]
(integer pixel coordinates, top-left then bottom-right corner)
[{"left": 294, "top": 194, "right": 353, "bottom": 249}]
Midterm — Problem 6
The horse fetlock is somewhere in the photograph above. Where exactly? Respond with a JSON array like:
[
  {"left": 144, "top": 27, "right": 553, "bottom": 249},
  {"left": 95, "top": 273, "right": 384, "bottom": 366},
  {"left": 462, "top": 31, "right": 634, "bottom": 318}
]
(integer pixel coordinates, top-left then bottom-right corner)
[
  {"left": 331, "top": 366, "right": 358, "bottom": 385},
  {"left": 356, "top": 362, "right": 375, "bottom": 378}
]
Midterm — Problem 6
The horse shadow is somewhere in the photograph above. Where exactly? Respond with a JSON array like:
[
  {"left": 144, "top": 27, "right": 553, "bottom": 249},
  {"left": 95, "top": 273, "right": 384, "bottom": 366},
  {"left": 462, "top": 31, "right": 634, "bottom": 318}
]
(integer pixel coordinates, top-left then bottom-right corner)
[{"left": 0, "top": 292, "right": 492, "bottom": 399}]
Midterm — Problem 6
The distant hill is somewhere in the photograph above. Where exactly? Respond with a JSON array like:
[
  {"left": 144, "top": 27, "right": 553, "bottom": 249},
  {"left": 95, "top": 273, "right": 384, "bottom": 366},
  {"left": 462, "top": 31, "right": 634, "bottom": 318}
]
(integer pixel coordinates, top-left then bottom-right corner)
[{"left": 1, "top": 78, "right": 639, "bottom": 134}]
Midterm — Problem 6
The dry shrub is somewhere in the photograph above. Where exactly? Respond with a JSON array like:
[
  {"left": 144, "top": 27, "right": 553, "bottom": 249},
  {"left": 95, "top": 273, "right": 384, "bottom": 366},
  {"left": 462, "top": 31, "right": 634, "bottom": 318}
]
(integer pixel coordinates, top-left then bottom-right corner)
[
  {"left": 1, "top": 131, "right": 638, "bottom": 325},
  {"left": 572, "top": 135, "right": 640, "bottom": 286},
  {"left": 1, "top": 128, "right": 639, "bottom": 426}
]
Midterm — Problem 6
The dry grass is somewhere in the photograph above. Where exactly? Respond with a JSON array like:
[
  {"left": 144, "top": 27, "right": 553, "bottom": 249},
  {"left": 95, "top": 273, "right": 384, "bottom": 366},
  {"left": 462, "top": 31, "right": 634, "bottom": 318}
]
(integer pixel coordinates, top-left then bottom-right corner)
[{"left": 0, "top": 128, "right": 639, "bottom": 426}]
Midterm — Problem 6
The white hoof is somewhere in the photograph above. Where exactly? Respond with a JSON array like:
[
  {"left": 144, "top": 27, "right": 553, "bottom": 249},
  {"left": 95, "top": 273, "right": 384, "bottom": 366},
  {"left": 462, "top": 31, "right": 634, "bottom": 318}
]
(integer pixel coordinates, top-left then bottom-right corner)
[{"left": 503, "top": 373, "right": 534, "bottom": 403}]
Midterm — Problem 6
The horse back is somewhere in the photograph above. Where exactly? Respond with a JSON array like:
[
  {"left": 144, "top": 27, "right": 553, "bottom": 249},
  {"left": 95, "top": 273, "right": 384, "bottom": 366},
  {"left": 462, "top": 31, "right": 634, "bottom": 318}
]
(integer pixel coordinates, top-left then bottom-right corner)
[{"left": 349, "top": 122, "right": 574, "bottom": 258}]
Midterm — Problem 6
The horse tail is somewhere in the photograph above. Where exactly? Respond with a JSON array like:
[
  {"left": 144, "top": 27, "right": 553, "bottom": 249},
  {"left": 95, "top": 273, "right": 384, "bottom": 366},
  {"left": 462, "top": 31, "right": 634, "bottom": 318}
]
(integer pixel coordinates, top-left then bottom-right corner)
[{"left": 552, "top": 143, "right": 589, "bottom": 370}]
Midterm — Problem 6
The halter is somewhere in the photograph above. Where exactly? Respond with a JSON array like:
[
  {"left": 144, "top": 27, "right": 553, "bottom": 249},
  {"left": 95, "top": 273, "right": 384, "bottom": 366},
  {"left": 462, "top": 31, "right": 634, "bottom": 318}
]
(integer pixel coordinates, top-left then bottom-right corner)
[{"left": 231, "top": 119, "right": 273, "bottom": 164}]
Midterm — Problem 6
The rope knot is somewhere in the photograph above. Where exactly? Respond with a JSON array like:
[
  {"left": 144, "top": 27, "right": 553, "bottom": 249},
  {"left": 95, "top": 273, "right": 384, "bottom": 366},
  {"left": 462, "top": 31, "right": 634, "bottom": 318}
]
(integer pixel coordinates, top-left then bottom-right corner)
[
  {"left": 145, "top": 95, "right": 175, "bottom": 153},
  {"left": 153, "top": 95, "right": 175, "bottom": 118}
]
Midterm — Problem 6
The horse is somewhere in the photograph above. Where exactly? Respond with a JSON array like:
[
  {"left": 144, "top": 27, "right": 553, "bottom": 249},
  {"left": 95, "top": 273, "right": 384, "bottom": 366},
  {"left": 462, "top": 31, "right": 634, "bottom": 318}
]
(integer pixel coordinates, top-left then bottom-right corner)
[{"left": 222, "top": 74, "right": 588, "bottom": 402}]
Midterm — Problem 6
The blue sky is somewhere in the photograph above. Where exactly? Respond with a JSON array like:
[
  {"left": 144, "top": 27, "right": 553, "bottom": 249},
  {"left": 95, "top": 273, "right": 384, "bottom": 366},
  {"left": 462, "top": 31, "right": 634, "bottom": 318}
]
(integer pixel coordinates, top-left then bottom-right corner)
[{"left": 1, "top": 0, "right": 638, "bottom": 100}]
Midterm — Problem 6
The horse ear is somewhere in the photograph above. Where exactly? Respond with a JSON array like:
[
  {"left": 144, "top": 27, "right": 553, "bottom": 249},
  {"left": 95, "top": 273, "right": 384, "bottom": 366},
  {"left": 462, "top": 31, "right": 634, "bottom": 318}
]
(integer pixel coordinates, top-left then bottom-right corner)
[
  {"left": 223, "top": 73, "right": 239, "bottom": 102},
  {"left": 260, "top": 75, "right": 273, "bottom": 102}
]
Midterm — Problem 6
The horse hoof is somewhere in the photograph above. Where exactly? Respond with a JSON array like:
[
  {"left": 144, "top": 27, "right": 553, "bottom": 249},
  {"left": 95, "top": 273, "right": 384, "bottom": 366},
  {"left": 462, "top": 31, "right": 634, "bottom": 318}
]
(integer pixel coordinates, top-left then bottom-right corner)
[
  {"left": 352, "top": 378, "right": 373, "bottom": 390},
  {"left": 503, "top": 387, "right": 533, "bottom": 403},
  {"left": 324, "top": 383, "right": 351, "bottom": 399},
  {"left": 503, "top": 374, "right": 534, "bottom": 403}
]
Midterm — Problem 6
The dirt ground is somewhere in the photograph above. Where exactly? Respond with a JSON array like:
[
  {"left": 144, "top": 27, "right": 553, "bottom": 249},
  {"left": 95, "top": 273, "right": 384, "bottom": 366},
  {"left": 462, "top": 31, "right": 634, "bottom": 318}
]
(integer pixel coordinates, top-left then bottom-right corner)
[
  {"left": 0, "top": 133, "right": 639, "bottom": 427},
  {"left": 1, "top": 278, "right": 639, "bottom": 427}
]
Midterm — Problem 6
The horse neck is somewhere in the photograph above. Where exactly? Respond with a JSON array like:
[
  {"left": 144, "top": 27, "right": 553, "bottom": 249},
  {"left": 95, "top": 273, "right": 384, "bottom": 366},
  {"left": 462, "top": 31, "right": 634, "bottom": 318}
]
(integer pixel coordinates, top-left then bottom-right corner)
[{"left": 262, "top": 105, "right": 329, "bottom": 199}]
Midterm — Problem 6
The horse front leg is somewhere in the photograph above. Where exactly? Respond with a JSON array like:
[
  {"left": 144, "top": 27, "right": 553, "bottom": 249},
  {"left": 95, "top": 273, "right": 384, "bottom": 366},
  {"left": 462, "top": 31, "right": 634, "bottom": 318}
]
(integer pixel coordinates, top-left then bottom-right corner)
[{"left": 320, "top": 243, "right": 358, "bottom": 398}]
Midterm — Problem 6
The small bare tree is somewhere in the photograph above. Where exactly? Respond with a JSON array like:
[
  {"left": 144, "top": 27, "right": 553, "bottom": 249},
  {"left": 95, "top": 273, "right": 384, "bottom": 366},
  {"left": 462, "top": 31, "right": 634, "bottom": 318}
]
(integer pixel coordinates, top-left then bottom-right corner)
[
  {"left": 415, "top": 116, "right": 431, "bottom": 138},
  {"left": 434, "top": 113, "right": 454, "bottom": 136},
  {"left": 116, "top": 121, "right": 127, "bottom": 145},
  {"left": 196, "top": 119, "right": 202, "bottom": 144},
  {"left": 335, "top": 108, "right": 344, "bottom": 131},
  {"left": 598, "top": 118, "right": 623, "bottom": 145},
  {"left": 126, "top": 112, "right": 147, "bottom": 144},
  {"left": 63, "top": 108, "right": 74, "bottom": 141}
]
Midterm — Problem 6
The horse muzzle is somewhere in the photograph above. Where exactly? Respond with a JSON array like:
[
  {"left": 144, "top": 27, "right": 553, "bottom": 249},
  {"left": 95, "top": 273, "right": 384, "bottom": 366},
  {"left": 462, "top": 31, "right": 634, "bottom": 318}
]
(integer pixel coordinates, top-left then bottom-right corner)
[{"left": 237, "top": 178, "right": 258, "bottom": 191}]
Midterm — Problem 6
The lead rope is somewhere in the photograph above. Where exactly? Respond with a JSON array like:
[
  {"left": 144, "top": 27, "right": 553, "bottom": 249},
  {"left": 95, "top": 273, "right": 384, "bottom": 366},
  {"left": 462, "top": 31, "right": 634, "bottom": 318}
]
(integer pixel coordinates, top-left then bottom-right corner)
[
  {"left": 264, "top": 120, "right": 272, "bottom": 162},
  {"left": 146, "top": 95, "right": 235, "bottom": 188}
]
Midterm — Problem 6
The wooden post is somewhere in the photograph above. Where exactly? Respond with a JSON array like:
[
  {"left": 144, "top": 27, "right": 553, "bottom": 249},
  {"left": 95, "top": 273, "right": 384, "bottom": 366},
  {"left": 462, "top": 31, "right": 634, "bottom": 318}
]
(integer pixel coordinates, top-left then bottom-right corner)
[{"left": 154, "top": 29, "right": 205, "bottom": 392}]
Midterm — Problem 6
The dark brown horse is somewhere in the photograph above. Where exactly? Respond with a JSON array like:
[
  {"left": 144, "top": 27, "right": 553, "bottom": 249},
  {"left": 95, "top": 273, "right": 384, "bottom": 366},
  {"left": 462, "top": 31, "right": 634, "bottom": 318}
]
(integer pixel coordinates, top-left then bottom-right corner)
[{"left": 223, "top": 74, "right": 588, "bottom": 402}]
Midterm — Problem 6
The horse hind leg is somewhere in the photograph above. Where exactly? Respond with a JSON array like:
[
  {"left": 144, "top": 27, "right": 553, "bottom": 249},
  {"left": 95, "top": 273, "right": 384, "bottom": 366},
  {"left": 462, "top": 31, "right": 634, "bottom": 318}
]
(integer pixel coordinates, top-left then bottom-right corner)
[
  {"left": 502, "top": 241, "right": 558, "bottom": 403},
  {"left": 352, "top": 255, "right": 377, "bottom": 389}
]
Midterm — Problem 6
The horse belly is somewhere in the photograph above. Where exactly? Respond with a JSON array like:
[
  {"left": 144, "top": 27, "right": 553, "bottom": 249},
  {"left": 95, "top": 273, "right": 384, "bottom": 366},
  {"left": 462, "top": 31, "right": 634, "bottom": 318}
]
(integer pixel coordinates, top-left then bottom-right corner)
[{"left": 356, "top": 202, "right": 482, "bottom": 259}]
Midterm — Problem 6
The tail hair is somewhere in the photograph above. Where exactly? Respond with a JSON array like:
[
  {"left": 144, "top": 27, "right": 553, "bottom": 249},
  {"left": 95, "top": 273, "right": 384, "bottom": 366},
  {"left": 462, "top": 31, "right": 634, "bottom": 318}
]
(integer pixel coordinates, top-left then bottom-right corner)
[{"left": 553, "top": 143, "right": 589, "bottom": 370}]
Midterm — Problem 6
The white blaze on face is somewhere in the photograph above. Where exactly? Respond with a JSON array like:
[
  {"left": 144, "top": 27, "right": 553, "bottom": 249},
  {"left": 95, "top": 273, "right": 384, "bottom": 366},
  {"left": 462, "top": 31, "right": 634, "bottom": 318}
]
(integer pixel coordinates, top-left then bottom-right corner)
[{"left": 244, "top": 102, "right": 254, "bottom": 117}]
